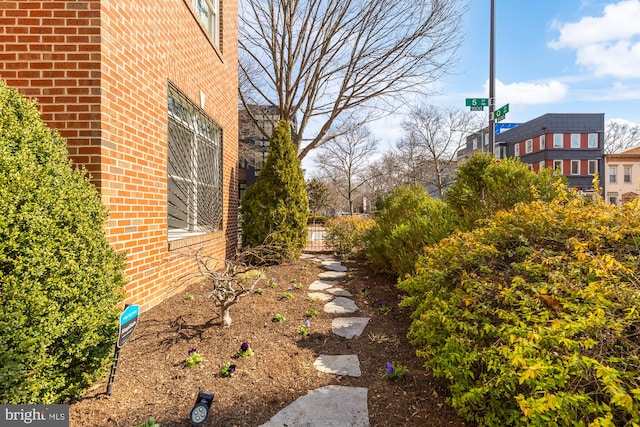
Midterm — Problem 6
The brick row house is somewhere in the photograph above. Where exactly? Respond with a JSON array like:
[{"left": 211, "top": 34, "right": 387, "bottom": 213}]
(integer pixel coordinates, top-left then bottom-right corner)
[
  {"left": 495, "top": 113, "right": 605, "bottom": 193},
  {"left": 0, "top": 0, "right": 239, "bottom": 311}
]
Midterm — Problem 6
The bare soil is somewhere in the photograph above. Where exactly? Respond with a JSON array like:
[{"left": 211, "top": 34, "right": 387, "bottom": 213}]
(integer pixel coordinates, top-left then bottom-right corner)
[{"left": 69, "top": 255, "right": 472, "bottom": 427}]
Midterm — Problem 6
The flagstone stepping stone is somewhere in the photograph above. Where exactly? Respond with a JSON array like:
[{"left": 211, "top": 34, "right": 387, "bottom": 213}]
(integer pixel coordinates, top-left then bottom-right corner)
[
  {"left": 314, "top": 354, "right": 361, "bottom": 377},
  {"left": 324, "top": 297, "right": 358, "bottom": 314},
  {"left": 308, "top": 292, "right": 333, "bottom": 302},
  {"left": 309, "top": 279, "right": 338, "bottom": 290},
  {"left": 259, "top": 385, "right": 369, "bottom": 427},
  {"left": 322, "top": 263, "right": 348, "bottom": 272},
  {"left": 332, "top": 317, "right": 370, "bottom": 339},
  {"left": 326, "top": 287, "right": 353, "bottom": 297},
  {"left": 318, "top": 270, "right": 348, "bottom": 279}
]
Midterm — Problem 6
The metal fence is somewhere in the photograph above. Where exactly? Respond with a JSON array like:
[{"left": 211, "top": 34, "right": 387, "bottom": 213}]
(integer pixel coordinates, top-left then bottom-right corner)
[{"left": 304, "top": 223, "right": 328, "bottom": 253}]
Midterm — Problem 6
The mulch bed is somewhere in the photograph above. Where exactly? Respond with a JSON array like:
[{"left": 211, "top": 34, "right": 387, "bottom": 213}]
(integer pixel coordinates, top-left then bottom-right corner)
[{"left": 69, "top": 255, "right": 471, "bottom": 427}]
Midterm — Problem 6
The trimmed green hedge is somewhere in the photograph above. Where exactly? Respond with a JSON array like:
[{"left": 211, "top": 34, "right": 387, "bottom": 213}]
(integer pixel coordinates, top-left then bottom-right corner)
[
  {"left": 0, "top": 80, "right": 126, "bottom": 403},
  {"left": 400, "top": 193, "right": 640, "bottom": 426}
]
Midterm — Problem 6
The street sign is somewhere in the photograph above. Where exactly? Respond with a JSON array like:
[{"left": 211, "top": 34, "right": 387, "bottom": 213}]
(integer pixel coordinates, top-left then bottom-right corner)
[
  {"left": 470, "top": 106, "right": 484, "bottom": 111},
  {"left": 494, "top": 104, "right": 509, "bottom": 121},
  {"left": 465, "top": 98, "right": 489, "bottom": 107},
  {"left": 117, "top": 304, "right": 139, "bottom": 348},
  {"left": 495, "top": 123, "right": 520, "bottom": 134}
]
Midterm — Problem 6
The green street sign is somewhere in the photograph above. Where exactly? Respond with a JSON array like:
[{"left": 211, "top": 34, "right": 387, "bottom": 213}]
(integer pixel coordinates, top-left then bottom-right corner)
[
  {"left": 494, "top": 103, "right": 509, "bottom": 121},
  {"left": 465, "top": 98, "right": 489, "bottom": 107}
]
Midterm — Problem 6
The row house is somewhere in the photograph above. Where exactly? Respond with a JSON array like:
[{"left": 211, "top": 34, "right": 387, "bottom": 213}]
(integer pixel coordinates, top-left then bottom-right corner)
[
  {"left": 604, "top": 146, "right": 640, "bottom": 205},
  {"left": 496, "top": 113, "right": 605, "bottom": 193},
  {"left": 1, "top": 0, "right": 239, "bottom": 311}
]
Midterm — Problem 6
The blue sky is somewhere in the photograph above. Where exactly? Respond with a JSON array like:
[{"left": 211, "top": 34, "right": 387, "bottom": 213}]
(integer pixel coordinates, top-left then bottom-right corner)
[
  {"left": 304, "top": 0, "right": 640, "bottom": 169},
  {"left": 442, "top": 0, "right": 640, "bottom": 125}
]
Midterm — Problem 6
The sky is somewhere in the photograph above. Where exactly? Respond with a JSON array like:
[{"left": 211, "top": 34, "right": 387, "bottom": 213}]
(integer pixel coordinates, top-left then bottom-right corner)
[
  {"left": 367, "top": 0, "right": 640, "bottom": 145},
  {"left": 303, "top": 0, "right": 640, "bottom": 170}
]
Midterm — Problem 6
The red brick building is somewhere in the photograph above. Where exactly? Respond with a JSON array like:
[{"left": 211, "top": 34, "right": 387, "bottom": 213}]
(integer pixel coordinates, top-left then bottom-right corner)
[{"left": 0, "top": 0, "right": 239, "bottom": 311}]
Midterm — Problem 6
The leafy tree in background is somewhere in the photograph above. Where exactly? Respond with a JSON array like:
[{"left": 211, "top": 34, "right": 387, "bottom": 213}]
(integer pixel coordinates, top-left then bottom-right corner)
[
  {"left": 0, "top": 80, "right": 126, "bottom": 403},
  {"left": 240, "top": 120, "right": 308, "bottom": 261},
  {"left": 306, "top": 178, "right": 332, "bottom": 217}
]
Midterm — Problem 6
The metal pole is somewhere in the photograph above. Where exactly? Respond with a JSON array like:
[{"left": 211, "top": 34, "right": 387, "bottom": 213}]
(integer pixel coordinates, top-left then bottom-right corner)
[
  {"left": 106, "top": 346, "right": 120, "bottom": 395},
  {"left": 488, "top": 0, "right": 496, "bottom": 150}
]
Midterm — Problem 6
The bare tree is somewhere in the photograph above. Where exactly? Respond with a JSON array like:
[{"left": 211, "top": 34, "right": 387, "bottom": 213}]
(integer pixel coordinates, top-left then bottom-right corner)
[
  {"left": 605, "top": 120, "right": 640, "bottom": 154},
  {"left": 239, "top": 0, "right": 466, "bottom": 159},
  {"left": 314, "top": 125, "right": 378, "bottom": 214},
  {"left": 400, "top": 105, "right": 482, "bottom": 198}
]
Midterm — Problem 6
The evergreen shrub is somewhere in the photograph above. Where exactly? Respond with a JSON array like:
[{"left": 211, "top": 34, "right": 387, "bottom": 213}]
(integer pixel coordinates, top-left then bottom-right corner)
[
  {"left": 240, "top": 120, "right": 308, "bottom": 261},
  {"left": 324, "top": 215, "right": 375, "bottom": 256},
  {"left": 399, "top": 192, "right": 640, "bottom": 426},
  {"left": 0, "top": 80, "right": 126, "bottom": 403},
  {"left": 365, "top": 185, "right": 457, "bottom": 278}
]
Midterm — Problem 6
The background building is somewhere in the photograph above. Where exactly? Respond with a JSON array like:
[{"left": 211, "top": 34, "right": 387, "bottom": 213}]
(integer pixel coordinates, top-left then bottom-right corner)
[
  {"left": 0, "top": 0, "right": 239, "bottom": 311},
  {"left": 496, "top": 113, "right": 605, "bottom": 193},
  {"left": 604, "top": 146, "right": 640, "bottom": 205}
]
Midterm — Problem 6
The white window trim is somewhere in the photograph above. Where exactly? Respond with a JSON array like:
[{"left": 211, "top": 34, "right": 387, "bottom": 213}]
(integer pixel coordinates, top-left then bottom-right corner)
[
  {"left": 539, "top": 160, "right": 545, "bottom": 170},
  {"left": 539, "top": 135, "right": 545, "bottom": 150},
  {"left": 553, "top": 160, "right": 563, "bottom": 173},
  {"left": 554, "top": 134, "right": 563, "bottom": 148},
  {"left": 588, "top": 133, "right": 598, "bottom": 148},
  {"left": 525, "top": 139, "right": 533, "bottom": 154},
  {"left": 192, "top": 0, "right": 220, "bottom": 49},
  {"left": 624, "top": 166, "right": 632, "bottom": 183},
  {"left": 588, "top": 160, "right": 598, "bottom": 175},
  {"left": 571, "top": 133, "right": 580, "bottom": 148},
  {"left": 571, "top": 160, "right": 580, "bottom": 175},
  {"left": 514, "top": 143, "right": 520, "bottom": 157},
  {"left": 609, "top": 166, "right": 617, "bottom": 183}
]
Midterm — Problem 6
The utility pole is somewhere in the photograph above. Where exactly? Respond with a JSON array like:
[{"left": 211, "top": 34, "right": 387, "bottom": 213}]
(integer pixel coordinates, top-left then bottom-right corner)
[{"left": 488, "top": 0, "right": 495, "bottom": 150}]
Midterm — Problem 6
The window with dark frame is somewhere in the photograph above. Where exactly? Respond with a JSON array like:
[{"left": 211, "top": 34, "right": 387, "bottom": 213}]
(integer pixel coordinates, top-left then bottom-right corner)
[{"left": 167, "top": 83, "right": 223, "bottom": 240}]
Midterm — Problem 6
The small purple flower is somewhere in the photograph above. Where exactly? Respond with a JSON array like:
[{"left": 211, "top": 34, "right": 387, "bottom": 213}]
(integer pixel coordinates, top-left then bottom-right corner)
[
  {"left": 229, "top": 364, "right": 236, "bottom": 373},
  {"left": 385, "top": 362, "right": 394, "bottom": 375},
  {"left": 287, "top": 286, "right": 293, "bottom": 291},
  {"left": 240, "top": 342, "right": 250, "bottom": 352},
  {"left": 187, "top": 348, "right": 197, "bottom": 356},
  {"left": 379, "top": 301, "right": 385, "bottom": 306},
  {"left": 305, "top": 320, "right": 311, "bottom": 328}
]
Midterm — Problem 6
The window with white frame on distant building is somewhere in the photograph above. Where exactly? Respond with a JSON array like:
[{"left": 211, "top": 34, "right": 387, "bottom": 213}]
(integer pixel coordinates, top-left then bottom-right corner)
[
  {"left": 514, "top": 143, "right": 520, "bottom": 157},
  {"left": 539, "top": 160, "right": 545, "bottom": 170},
  {"left": 167, "top": 82, "right": 223, "bottom": 240},
  {"left": 571, "top": 160, "right": 580, "bottom": 175},
  {"left": 609, "top": 166, "right": 617, "bottom": 183},
  {"left": 608, "top": 193, "right": 618, "bottom": 205},
  {"left": 472, "top": 138, "right": 477, "bottom": 150},
  {"left": 540, "top": 135, "right": 545, "bottom": 150},
  {"left": 484, "top": 133, "right": 489, "bottom": 146},
  {"left": 571, "top": 134, "right": 580, "bottom": 148},
  {"left": 192, "top": 0, "right": 220, "bottom": 48},
  {"left": 553, "top": 160, "right": 563, "bottom": 173},
  {"left": 525, "top": 139, "right": 533, "bottom": 153},
  {"left": 624, "top": 166, "right": 632, "bottom": 183},
  {"left": 554, "top": 134, "right": 563, "bottom": 148},
  {"left": 588, "top": 160, "right": 598, "bottom": 175},
  {"left": 588, "top": 133, "right": 598, "bottom": 148}
]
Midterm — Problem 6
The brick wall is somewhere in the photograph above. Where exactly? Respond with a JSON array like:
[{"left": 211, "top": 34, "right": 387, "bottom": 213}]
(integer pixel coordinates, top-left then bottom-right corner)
[{"left": 0, "top": 0, "right": 239, "bottom": 312}]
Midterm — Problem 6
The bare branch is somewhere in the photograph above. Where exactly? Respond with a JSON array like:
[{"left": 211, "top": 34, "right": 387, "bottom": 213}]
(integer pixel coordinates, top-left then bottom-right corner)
[{"left": 239, "top": 0, "right": 467, "bottom": 159}]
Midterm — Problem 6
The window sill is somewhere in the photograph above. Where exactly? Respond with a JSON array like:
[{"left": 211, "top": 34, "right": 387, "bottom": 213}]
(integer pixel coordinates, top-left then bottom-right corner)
[{"left": 168, "top": 229, "right": 223, "bottom": 251}]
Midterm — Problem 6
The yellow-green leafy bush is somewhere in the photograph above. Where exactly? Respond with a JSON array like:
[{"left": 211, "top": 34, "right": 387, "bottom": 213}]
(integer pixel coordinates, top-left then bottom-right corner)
[
  {"left": 365, "top": 185, "right": 458, "bottom": 278},
  {"left": 0, "top": 80, "right": 126, "bottom": 403},
  {"left": 324, "top": 215, "right": 375, "bottom": 255},
  {"left": 400, "top": 192, "right": 640, "bottom": 426}
]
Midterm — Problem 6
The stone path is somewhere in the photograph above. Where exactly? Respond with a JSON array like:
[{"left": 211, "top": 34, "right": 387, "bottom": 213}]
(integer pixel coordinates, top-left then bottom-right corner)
[{"left": 259, "top": 254, "right": 371, "bottom": 427}]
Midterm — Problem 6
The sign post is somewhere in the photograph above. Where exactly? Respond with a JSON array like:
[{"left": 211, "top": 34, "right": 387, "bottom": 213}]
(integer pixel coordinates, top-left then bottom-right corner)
[{"left": 107, "top": 304, "right": 139, "bottom": 395}]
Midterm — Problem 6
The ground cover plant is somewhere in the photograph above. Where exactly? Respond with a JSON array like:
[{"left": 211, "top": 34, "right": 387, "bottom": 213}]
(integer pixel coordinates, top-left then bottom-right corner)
[
  {"left": 0, "top": 80, "right": 126, "bottom": 403},
  {"left": 400, "top": 191, "right": 640, "bottom": 426}
]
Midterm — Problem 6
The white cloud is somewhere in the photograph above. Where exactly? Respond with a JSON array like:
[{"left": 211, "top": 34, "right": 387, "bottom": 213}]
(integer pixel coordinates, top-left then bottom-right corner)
[
  {"left": 486, "top": 79, "right": 569, "bottom": 105},
  {"left": 549, "top": 0, "right": 640, "bottom": 78}
]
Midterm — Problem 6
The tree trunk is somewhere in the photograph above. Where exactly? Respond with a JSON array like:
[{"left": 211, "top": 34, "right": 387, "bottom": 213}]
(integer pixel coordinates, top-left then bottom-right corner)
[{"left": 222, "top": 307, "right": 232, "bottom": 328}]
